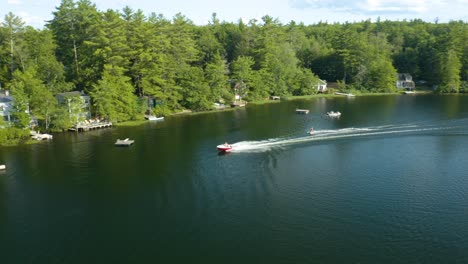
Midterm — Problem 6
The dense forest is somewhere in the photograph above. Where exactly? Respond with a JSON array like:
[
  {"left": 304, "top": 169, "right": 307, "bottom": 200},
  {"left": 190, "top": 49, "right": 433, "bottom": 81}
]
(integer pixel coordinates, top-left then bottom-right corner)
[{"left": 0, "top": 0, "right": 467, "bottom": 133}]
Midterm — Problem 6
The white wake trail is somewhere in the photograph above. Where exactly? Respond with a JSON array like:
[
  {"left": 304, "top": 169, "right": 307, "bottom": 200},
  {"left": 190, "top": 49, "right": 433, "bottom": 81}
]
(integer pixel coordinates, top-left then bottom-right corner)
[{"left": 229, "top": 124, "right": 459, "bottom": 153}]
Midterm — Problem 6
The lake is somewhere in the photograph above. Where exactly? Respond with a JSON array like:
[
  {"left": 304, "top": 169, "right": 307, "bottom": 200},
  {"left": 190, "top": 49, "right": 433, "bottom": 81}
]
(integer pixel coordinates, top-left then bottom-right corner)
[{"left": 1, "top": 94, "right": 468, "bottom": 263}]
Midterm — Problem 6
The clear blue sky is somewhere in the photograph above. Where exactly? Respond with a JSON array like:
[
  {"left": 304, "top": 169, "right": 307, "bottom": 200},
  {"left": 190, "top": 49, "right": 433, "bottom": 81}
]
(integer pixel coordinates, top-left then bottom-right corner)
[{"left": 1, "top": 0, "right": 467, "bottom": 28}]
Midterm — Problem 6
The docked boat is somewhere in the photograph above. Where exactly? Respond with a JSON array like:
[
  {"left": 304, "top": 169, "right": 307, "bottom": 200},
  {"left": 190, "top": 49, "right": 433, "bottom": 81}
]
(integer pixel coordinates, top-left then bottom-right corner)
[
  {"left": 145, "top": 115, "right": 164, "bottom": 121},
  {"left": 115, "top": 138, "right": 134, "bottom": 146},
  {"left": 326, "top": 111, "right": 341, "bottom": 118},
  {"left": 335, "top": 92, "right": 355, "bottom": 97},
  {"left": 30, "top": 131, "right": 53, "bottom": 140},
  {"left": 217, "top": 143, "right": 233, "bottom": 152}
]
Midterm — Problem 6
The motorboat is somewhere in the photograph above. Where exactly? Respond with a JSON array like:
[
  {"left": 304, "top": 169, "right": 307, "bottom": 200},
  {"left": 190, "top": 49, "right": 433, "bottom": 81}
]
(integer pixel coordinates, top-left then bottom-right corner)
[
  {"left": 0, "top": 164, "right": 5, "bottom": 170},
  {"left": 145, "top": 115, "right": 164, "bottom": 121},
  {"left": 115, "top": 138, "right": 135, "bottom": 146},
  {"left": 326, "top": 111, "right": 341, "bottom": 118},
  {"left": 217, "top": 143, "right": 233, "bottom": 152},
  {"left": 308, "top": 127, "right": 314, "bottom": 135}
]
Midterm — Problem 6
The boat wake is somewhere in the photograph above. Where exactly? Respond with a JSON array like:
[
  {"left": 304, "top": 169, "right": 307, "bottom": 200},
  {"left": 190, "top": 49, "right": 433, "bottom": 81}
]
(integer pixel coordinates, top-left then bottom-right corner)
[{"left": 229, "top": 122, "right": 467, "bottom": 153}]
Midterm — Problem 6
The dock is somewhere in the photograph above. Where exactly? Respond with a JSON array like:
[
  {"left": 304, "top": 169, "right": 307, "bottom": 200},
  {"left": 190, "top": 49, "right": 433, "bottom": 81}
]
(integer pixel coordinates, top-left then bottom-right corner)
[
  {"left": 231, "top": 101, "right": 246, "bottom": 107},
  {"left": 69, "top": 120, "right": 113, "bottom": 132},
  {"left": 115, "top": 138, "right": 134, "bottom": 146},
  {"left": 296, "top": 109, "right": 310, "bottom": 114}
]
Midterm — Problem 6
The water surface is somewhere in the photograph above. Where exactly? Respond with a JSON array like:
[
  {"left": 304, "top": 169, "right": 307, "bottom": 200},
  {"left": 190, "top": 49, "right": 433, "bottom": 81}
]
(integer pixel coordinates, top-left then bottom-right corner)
[{"left": 1, "top": 94, "right": 468, "bottom": 263}]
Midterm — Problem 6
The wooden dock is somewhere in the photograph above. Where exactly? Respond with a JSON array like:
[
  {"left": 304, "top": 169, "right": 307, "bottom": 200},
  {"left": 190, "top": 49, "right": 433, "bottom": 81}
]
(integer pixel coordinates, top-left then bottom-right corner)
[
  {"left": 69, "top": 121, "right": 113, "bottom": 132},
  {"left": 231, "top": 101, "right": 246, "bottom": 107},
  {"left": 296, "top": 109, "right": 310, "bottom": 114}
]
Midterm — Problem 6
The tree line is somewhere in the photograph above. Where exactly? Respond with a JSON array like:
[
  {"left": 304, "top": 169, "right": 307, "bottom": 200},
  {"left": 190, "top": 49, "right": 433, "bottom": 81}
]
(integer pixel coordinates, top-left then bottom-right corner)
[{"left": 1, "top": 0, "right": 467, "bottom": 132}]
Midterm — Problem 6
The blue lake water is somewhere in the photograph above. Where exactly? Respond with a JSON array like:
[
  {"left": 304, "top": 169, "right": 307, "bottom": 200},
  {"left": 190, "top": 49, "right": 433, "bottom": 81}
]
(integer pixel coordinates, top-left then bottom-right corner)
[{"left": 1, "top": 94, "right": 468, "bottom": 263}]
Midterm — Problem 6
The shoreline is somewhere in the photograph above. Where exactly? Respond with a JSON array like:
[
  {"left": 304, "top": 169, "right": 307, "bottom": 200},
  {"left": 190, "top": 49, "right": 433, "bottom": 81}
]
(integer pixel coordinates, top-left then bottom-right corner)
[{"left": 0, "top": 90, "right": 440, "bottom": 147}]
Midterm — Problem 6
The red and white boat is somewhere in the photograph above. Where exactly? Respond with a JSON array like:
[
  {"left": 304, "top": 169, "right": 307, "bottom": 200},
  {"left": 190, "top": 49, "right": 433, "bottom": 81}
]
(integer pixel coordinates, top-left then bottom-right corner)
[{"left": 217, "top": 143, "right": 233, "bottom": 152}]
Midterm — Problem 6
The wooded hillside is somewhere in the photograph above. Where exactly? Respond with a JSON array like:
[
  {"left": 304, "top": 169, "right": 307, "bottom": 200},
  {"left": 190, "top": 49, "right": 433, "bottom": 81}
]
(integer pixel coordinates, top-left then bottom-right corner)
[{"left": 1, "top": 0, "right": 467, "bottom": 129}]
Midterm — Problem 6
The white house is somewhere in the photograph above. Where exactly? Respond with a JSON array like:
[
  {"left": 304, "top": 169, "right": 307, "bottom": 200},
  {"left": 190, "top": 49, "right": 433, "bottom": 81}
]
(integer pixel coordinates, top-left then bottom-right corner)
[
  {"left": 56, "top": 91, "right": 91, "bottom": 121},
  {"left": 316, "top": 79, "right": 327, "bottom": 93},
  {"left": 0, "top": 89, "right": 34, "bottom": 127},
  {"left": 396, "top": 73, "right": 415, "bottom": 90},
  {"left": 0, "top": 90, "right": 14, "bottom": 123}
]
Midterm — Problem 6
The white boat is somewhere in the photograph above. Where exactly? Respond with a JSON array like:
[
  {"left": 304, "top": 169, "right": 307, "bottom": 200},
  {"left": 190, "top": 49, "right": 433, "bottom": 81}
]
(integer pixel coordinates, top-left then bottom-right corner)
[
  {"left": 308, "top": 127, "right": 314, "bottom": 135},
  {"left": 115, "top": 138, "right": 134, "bottom": 146},
  {"left": 335, "top": 92, "right": 355, "bottom": 97},
  {"left": 30, "top": 132, "right": 53, "bottom": 140},
  {"left": 145, "top": 115, "right": 164, "bottom": 121},
  {"left": 326, "top": 111, "right": 341, "bottom": 118},
  {"left": 404, "top": 91, "right": 415, "bottom": 94},
  {"left": 0, "top": 165, "right": 5, "bottom": 170}
]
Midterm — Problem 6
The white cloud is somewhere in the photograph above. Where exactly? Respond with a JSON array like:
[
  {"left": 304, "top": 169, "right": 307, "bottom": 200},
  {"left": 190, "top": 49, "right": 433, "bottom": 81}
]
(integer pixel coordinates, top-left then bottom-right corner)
[
  {"left": 288, "top": 0, "right": 457, "bottom": 14},
  {"left": 17, "top": 11, "right": 44, "bottom": 27},
  {"left": 7, "top": 0, "right": 22, "bottom": 4},
  {"left": 359, "top": 0, "right": 429, "bottom": 13}
]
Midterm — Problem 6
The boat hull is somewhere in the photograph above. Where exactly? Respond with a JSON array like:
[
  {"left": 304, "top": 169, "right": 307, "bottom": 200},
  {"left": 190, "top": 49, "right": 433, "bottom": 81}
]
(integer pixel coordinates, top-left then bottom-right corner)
[
  {"left": 145, "top": 115, "right": 164, "bottom": 121},
  {"left": 217, "top": 145, "right": 233, "bottom": 152}
]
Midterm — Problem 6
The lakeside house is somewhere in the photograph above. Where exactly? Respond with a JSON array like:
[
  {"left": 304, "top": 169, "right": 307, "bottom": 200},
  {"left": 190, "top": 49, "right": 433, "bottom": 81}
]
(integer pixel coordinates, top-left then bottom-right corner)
[
  {"left": 316, "top": 79, "right": 328, "bottom": 93},
  {"left": 140, "top": 95, "right": 163, "bottom": 110},
  {"left": 0, "top": 89, "right": 35, "bottom": 127},
  {"left": 0, "top": 90, "right": 14, "bottom": 123},
  {"left": 396, "top": 73, "right": 415, "bottom": 91},
  {"left": 56, "top": 91, "right": 91, "bottom": 122}
]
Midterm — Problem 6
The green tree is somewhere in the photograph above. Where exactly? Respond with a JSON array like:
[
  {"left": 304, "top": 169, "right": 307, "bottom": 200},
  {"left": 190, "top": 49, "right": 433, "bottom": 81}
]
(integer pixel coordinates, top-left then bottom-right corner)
[
  {"left": 180, "top": 66, "right": 211, "bottom": 111},
  {"left": 439, "top": 49, "right": 462, "bottom": 92},
  {"left": 231, "top": 56, "right": 255, "bottom": 99},
  {"left": 1, "top": 12, "right": 25, "bottom": 77},
  {"left": 47, "top": 0, "right": 100, "bottom": 89},
  {"left": 204, "top": 52, "right": 231, "bottom": 103},
  {"left": 8, "top": 77, "right": 30, "bottom": 128},
  {"left": 91, "top": 64, "right": 138, "bottom": 122},
  {"left": 23, "top": 28, "right": 71, "bottom": 94}
]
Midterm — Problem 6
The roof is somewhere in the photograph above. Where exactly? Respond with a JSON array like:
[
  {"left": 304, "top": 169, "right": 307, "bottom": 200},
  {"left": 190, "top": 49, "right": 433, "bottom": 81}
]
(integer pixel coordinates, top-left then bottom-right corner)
[
  {"left": 397, "top": 73, "right": 413, "bottom": 81},
  {"left": 56, "top": 91, "right": 88, "bottom": 97},
  {"left": 0, "top": 96, "right": 13, "bottom": 103}
]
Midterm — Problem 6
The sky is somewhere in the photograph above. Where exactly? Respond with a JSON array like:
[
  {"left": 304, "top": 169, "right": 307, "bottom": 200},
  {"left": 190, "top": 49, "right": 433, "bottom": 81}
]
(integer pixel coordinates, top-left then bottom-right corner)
[{"left": 1, "top": 0, "right": 467, "bottom": 28}]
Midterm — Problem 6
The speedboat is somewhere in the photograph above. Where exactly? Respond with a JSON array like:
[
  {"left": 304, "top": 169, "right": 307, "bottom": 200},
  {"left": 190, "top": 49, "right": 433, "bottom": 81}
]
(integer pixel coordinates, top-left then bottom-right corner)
[
  {"left": 326, "top": 111, "right": 341, "bottom": 118},
  {"left": 308, "top": 127, "right": 314, "bottom": 135},
  {"left": 217, "top": 143, "right": 233, "bottom": 152}
]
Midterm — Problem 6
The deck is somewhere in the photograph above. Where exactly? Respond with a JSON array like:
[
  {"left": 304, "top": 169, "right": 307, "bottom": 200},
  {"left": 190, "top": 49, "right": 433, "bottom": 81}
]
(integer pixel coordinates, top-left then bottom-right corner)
[
  {"left": 69, "top": 121, "right": 113, "bottom": 132},
  {"left": 115, "top": 138, "right": 134, "bottom": 146}
]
